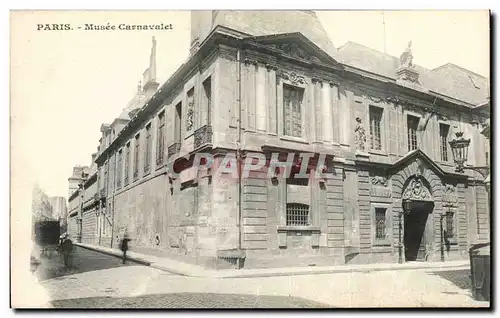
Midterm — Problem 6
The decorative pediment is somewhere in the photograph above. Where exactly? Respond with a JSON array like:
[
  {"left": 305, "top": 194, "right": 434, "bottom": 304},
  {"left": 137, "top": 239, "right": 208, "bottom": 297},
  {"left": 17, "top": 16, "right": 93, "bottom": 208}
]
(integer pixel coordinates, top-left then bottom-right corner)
[
  {"left": 402, "top": 177, "right": 433, "bottom": 202},
  {"left": 244, "top": 32, "right": 339, "bottom": 67}
]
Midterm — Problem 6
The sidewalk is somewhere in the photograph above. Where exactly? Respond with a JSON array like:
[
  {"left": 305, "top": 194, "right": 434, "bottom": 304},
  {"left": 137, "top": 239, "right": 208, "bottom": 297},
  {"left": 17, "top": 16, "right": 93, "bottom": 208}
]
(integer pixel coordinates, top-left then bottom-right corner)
[{"left": 76, "top": 242, "right": 470, "bottom": 279}]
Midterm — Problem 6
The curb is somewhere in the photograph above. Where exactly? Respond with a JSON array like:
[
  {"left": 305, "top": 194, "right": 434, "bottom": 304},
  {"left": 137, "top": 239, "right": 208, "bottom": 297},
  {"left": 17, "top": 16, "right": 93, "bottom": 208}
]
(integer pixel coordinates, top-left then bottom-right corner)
[
  {"left": 212, "top": 265, "right": 471, "bottom": 279},
  {"left": 76, "top": 243, "right": 470, "bottom": 279},
  {"left": 75, "top": 243, "right": 152, "bottom": 267}
]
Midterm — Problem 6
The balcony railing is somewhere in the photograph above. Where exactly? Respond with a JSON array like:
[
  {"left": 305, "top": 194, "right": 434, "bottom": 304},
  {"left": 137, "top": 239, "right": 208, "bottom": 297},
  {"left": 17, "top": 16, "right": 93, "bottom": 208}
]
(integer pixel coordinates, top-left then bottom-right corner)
[
  {"left": 168, "top": 142, "right": 181, "bottom": 158},
  {"left": 194, "top": 125, "right": 213, "bottom": 149}
]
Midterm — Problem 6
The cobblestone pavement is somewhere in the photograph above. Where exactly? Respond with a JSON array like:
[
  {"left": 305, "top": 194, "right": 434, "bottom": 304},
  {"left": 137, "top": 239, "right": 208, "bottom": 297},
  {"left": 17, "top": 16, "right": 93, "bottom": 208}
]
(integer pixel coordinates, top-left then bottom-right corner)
[{"left": 38, "top": 248, "right": 490, "bottom": 308}]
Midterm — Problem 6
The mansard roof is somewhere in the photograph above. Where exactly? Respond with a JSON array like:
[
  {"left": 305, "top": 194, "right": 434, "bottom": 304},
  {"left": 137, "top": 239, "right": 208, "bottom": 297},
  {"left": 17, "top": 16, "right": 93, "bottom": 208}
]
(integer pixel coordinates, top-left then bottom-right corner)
[{"left": 337, "top": 41, "right": 489, "bottom": 106}]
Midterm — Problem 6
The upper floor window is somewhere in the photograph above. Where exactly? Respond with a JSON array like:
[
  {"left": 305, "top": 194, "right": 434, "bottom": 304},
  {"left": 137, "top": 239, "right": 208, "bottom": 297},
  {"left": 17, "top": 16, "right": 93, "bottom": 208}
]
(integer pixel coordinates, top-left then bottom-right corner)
[
  {"left": 144, "top": 123, "right": 152, "bottom": 174},
  {"left": 133, "top": 134, "right": 140, "bottom": 180},
  {"left": 283, "top": 84, "right": 304, "bottom": 138},
  {"left": 116, "top": 149, "right": 123, "bottom": 189},
  {"left": 445, "top": 211, "right": 455, "bottom": 243},
  {"left": 175, "top": 102, "right": 182, "bottom": 143},
  {"left": 103, "top": 161, "right": 108, "bottom": 190},
  {"left": 186, "top": 88, "right": 195, "bottom": 133},
  {"left": 203, "top": 77, "right": 212, "bottom": 126},
  {"left": 439, "top": 123, "right": 450, "bottom": 162},
  {"left": 124, "top": 142, "right": 130, "bottom": 186},
  {"left": 369, "top": 106, "right": 383, "bottom": 150},
  {"left": 156, "top": 111, "right": 165, "bottom": 166},
  {"left": 407, "top": 115, "right": 419, "bottom": 152}
]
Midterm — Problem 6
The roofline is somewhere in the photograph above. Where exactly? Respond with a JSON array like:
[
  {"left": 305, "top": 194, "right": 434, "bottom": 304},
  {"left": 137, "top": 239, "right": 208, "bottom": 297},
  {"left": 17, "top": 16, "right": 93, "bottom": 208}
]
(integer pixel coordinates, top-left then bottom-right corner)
[{"left": 432, "top": 62, "right": 488, "bottom": 80}]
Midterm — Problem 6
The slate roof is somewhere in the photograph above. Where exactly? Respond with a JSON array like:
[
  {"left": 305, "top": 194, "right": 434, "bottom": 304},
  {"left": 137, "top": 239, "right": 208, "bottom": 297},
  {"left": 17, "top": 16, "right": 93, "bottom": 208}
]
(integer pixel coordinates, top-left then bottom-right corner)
[
  {"left": 213, "top": 10, "right": 339, "bottom": 60},
  {"left": 337, "top": 41, "right": 489, "bottom": 105}
]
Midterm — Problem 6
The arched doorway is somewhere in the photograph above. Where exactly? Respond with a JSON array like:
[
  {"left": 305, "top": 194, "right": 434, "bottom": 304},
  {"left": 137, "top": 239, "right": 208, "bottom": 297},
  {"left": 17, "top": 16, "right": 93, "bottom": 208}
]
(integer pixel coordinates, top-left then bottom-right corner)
[{"left": 401, "top": 177, "right": 434, "bottom": 262}]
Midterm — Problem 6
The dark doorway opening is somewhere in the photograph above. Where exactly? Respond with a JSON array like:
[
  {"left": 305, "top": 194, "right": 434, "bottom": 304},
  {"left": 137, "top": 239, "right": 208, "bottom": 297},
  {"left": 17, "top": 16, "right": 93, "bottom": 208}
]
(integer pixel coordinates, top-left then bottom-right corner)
[{"left": 404, "top": 203, "right": 431, "bottom": 262}]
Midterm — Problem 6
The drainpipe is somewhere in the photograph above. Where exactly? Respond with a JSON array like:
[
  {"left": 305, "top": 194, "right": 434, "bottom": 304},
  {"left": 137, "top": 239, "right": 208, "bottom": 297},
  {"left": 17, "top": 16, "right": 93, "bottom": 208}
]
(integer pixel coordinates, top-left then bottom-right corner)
[{"left": 236, "top": 46, "right": 243, "bottom": 269}]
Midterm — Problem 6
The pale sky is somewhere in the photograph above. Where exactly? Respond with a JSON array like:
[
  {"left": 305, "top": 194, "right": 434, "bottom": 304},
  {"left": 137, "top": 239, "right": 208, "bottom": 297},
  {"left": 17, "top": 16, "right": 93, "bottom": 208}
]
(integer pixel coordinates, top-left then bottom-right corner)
[{"left": 10, "top": 10, "right": 490, "bottom": 199}]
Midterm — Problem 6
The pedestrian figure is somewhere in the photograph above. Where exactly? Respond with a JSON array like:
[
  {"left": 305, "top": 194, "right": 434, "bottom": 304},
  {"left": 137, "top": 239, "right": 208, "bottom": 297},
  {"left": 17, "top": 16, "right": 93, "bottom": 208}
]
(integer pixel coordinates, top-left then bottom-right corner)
[
  {"left": 120, "top": 230, "right": 131, "bottom": 264},
  {"left": 60, "top": 234, "right": 73, "bottom": 268}
]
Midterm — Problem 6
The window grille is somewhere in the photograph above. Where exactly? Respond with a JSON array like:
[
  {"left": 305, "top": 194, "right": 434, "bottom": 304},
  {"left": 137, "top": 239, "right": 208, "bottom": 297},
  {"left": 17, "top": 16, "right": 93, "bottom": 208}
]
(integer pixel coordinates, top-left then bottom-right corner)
[
  {"left": 370, "top": 106, "right": 383, "bottom": 150},
  {"left": 446, "top": 211, "right": 454, "bottom": 238},
  {"left": 407, "top": 115, "right": 419, "bottom": 152},
  {"left": 375, "top": 208, "right": 386, "bottom": 240},
  {"left": 286, "top": 203, "right": 310, "bottom": 226}
]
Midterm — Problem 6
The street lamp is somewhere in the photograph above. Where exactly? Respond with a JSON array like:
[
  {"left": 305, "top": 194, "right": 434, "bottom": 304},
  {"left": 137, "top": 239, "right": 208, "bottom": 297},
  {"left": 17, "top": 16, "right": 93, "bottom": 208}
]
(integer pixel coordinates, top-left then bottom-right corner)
[
  {"left": 448, "top": 132, "right": 470, "bottom": 173},
  {"left": 400, "top": 199, "right": 412, "bottom": 264}
]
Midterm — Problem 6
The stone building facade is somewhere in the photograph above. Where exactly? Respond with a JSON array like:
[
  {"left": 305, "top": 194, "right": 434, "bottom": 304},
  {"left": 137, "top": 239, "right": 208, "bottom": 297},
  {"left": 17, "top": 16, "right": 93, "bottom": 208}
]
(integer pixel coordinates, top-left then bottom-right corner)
[{"left": 67, "top": 11, "right": 490, "bottom": 269}]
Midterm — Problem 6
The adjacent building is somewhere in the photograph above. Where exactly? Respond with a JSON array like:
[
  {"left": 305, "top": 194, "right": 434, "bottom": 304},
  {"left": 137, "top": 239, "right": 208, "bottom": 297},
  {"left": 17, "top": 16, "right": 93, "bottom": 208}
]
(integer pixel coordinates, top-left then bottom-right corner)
[{"left": 68, "top": 11, "right": 490, "bottom": 269}]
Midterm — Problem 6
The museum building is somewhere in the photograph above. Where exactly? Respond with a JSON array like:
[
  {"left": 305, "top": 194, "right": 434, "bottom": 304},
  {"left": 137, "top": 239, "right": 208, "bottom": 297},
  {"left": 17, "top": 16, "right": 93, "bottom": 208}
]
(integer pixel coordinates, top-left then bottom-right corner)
[{"left": 67, "top": 11, "right": 490, "bottom": 269}]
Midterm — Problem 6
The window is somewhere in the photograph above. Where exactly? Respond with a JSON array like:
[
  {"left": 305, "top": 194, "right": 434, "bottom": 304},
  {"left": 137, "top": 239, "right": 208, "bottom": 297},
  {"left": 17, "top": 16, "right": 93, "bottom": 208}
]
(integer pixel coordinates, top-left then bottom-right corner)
[
  {"left": 283, "top": 84, "right": 304, "bottom": 137},
  {"left": 175, "top": 102, "right": 182, "bottom": 142},
  {"left": 439, "top": 124, "right": 450, "bottom": 162},
  {"left": 286, "top": 203, "right": 310, "bottom": 226},
  {"left": 116, "top": 149, "right": 123, "bottom": 188},
  {"left": 186, "top": 88, "right": 195, "bottom": 132},
  {"left": 407, "top": 115, "right": 419, "bottom": 152},
  {"left": 369, "top": 106, "right": 383, "bottom": 150},
  {"left": 103, "top": 161, "right": 108, "bottom": 191},
  {"left": 144, "top": 124, "right": 152, "bottom": 174},
  {"left": 375, "top": 208, "right": 387, "bottom": 240},
  {"left": 203, "top": 77, "right": 212, "bottom": 126},
  {"left": 486, "top": 151, "right": 489, "bottom": 166},
  {"left": 133, "top": 134, "right": 140, "bottom": 180},
  {"left": 124, "top": 142, "right": 130, "bottom": 186},
  {"left": 445, "top": 211, "right": 454, "bottom": 239},
  {"left": 156, "top": 111, "right": 165, "bottom": 166}
]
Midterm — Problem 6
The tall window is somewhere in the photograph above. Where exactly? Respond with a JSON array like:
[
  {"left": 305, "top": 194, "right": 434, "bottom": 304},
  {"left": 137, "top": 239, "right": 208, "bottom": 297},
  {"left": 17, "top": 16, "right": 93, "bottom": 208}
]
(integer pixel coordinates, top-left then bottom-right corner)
[
  {"left": 445, "top": 211, "right": 455, "bottom": 239},
  {"left": 369, "top": 106, "right": 383, "bottom": 150},
  {"left": 203, "top": 77, "right": 212, "bottom": 126},
  {"left": 103, "top": 161, "right": 108, "bottom": 191},
  {"left": 186, "top": 88, "right": 195, "bottom": 133},
  {"left": 283, "top": 84, "right": 304, "bottom": 137},
  {"left": 407, "top": 115, "right": 419, "bottom": 152},
  {"left": 144, "top": 123, "right": 152, "bottom": 174},
  {"left": 133, "top": 134, "right": 140, "bottom": 180},
  {"left": 439, "top": 123, "right": 450, "bottom": 162},
  {"left": 156, "top": 111, "right": 165, "bottom": 166},
  {"left": 116, "top": 149, "right": 123, "bottom": 188},
  {"left": 375, "top": 208, "right": 387, "bottom": 241},
  {"left": 175, "top": 102, "right": 182, "bottom": 143},
  {"left": 124, "top": 142, "right": 130, "bottom": 186},
  {"left": 286, "top": 203, "right": 310, "bottom": 226}
]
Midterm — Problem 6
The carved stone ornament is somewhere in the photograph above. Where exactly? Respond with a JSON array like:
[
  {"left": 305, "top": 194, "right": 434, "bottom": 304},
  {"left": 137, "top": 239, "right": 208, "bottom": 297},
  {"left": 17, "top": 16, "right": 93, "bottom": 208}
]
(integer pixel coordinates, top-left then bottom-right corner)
[
  {"left": 402, "top": 177, "right": 433, "bottom": 202},
  {"left": 399, "top": 41, "right": 414, "bottom": 68},
  {"left": 279, "top": 70, "right": 306, "bottom": 85},
  {"left": 443, "top": 184, "right": 458, "bottom": 203},
  {"left": 371, "top": 175, "right": 388, "bottom": 187},
  {"left": 271, "top": 43, "right": 309, "bottom": 60},
  {"left": 354, "top": 117, "right": 367, "bottom": 152}
]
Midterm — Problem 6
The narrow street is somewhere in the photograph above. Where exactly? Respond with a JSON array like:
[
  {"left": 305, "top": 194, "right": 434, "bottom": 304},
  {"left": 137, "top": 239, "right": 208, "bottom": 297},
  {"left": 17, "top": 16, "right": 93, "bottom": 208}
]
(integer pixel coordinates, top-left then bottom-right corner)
[{"left": 35, "top": 247, "right": 489, "bottom": 308}]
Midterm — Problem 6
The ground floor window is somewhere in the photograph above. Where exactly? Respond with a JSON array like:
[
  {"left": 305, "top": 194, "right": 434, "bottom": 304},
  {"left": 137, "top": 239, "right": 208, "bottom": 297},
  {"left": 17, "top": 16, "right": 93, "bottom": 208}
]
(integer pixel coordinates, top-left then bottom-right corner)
[
  {"left": 286, "top": 203, "right": 310, "bottom": 226},
  {"left": 445, "top": 211, "right": 455, "bottom": 240},
  {"left": 375, "top": 208, "right": 387, "bottom": 240}
]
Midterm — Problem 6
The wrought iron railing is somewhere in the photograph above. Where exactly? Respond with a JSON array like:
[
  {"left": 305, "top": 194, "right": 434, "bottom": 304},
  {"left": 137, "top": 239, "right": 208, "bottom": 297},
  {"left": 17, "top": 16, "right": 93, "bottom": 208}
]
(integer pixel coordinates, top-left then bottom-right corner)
[
  {"left": 167, "top": 142, "right": 181, "bottom": 158},
  {"left": 194, "top": 125, "right": 213, "bottom": 149}
]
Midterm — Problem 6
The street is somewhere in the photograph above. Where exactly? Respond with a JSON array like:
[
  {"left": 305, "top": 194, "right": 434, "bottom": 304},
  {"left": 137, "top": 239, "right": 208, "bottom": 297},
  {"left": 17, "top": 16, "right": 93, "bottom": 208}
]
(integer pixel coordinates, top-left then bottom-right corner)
[{"left": 35, "top": 246, "right": 489, "bottom": 308}]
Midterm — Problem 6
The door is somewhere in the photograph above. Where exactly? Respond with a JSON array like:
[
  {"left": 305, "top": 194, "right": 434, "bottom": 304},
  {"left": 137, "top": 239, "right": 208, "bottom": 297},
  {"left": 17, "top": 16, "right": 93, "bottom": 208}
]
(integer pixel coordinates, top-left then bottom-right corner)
[{"left": 404, "top": 207, "right": 429, "bottom": 262}]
